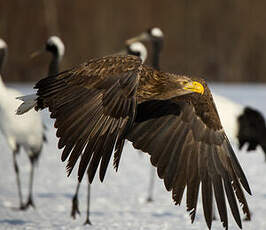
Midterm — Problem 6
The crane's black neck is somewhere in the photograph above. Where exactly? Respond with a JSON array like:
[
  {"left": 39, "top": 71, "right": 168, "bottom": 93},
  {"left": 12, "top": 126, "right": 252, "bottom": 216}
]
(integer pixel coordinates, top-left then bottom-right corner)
[
  {"left": 48, "top": 54, "right": 60, "bottom": 76},
  {"left": 0, "top": 48, "right": 7, "bottom": 74},
  {"left": 152, "top": 40, "right": 162, "bottom": 71}
]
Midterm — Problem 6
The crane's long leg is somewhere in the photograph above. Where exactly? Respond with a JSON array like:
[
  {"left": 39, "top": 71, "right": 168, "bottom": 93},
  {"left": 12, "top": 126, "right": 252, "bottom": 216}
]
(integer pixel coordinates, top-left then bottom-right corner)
[
  {"left": 71, "top": 182, "right": 81, "bottom": 219},
  {"left": 212, "top": 200, "right": 216, "bottom": 220},
  {"left": 146, "top": 165, "right": 156, "bottom": 202},
  {"left": 12, "top": 145, "right": 24, "bottom": 209},
  {"left": 25, "top": 156, "right": 36, "bottom": 209},
  {"left": 84, "top": 177, "right": 92, "bottom": 225}
]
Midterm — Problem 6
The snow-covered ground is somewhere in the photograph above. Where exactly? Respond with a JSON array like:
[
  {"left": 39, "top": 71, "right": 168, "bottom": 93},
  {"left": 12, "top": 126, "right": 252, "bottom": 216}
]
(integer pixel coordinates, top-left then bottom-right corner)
[{"left": 0, "top": 83, "right": 265, "bottom": 230}]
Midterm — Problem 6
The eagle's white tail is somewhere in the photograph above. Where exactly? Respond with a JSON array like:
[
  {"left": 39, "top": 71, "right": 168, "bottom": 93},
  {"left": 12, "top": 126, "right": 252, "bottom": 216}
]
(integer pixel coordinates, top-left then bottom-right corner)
[{"left": 16, "top": 94, "right": 38, "bottom": 115}]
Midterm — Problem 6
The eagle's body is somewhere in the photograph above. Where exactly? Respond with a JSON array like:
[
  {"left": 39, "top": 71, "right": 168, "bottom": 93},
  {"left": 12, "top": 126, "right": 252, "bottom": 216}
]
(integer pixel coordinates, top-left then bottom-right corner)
[{"left": 17, "top": 55, "right": 251, "bottom": 229}]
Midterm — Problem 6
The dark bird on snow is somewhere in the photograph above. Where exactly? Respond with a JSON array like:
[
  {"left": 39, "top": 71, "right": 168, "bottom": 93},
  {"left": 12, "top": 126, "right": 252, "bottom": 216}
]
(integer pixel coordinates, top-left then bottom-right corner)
[{"left": 17, "top": 54, "right": 251, "bottom": 229}]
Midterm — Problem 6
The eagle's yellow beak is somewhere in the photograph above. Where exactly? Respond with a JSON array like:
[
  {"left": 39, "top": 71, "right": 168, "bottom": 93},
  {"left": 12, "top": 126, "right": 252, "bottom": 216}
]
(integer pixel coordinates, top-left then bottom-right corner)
[{"left": 183, "top": 81, "right": 204, "bottom": 95}]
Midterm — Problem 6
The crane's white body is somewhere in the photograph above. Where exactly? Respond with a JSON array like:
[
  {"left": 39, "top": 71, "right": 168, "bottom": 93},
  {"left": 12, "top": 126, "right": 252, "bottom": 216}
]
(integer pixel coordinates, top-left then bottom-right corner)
[
  {"left": 0, "top": 77, "right": 43, "bottom": 155},
  {"left": 213, "top": 93, "right": 244, "bottom": 144}
]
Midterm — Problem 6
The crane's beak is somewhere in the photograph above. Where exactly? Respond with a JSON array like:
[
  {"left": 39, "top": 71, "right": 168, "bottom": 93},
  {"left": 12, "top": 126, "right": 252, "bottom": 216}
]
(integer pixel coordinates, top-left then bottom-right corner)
[
  {"left": 30, "top": 48, "right": 45, "bottom": 59},
  {"left": 125, "top": 32, "right": 150, "bottom": 45},
  {"left": 115, "top": 49, "right": 127, "bottom": 56},
  {"left": 183, "top": 81, "right": 204, "bottom": 95}
]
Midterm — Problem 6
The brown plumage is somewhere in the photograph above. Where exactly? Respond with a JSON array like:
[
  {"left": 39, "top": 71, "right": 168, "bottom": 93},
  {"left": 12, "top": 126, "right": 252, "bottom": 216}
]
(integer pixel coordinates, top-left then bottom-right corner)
[
  {"left": 127, "top": 80, "right": 251, "bottom": 229},
  {"left": 18, "top": 54, "right": 251, "bottom": 229}
]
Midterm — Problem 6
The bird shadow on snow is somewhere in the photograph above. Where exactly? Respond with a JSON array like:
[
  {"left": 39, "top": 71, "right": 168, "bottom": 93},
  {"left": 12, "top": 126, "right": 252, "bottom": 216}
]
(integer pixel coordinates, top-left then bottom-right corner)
[
  {"left": 90, "top": 211, "right": 105, "bottom": 216},
  {"left": 37, "top": 192, "right": 72, "bottom": 199},
  {"left": 151, "top": 211, "right": 176, "bottom": 218},
  {"left": 0, "top": 219, "right": 28, "bottom": 226}
]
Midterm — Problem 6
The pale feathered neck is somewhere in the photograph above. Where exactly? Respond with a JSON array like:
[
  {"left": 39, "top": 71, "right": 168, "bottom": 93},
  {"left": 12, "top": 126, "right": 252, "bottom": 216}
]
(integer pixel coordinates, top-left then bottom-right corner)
[{"left": 0, "top": 75, "right": 7, "bottom": 95}]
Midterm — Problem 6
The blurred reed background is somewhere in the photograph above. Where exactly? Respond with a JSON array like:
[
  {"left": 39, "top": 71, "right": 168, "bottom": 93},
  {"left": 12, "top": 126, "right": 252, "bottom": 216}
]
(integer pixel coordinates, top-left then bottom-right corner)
[{"left": 0, "top": 0, "right": 265, "bottom": 82}]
